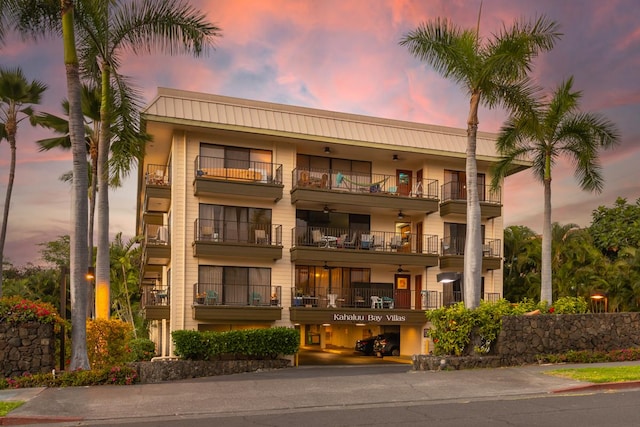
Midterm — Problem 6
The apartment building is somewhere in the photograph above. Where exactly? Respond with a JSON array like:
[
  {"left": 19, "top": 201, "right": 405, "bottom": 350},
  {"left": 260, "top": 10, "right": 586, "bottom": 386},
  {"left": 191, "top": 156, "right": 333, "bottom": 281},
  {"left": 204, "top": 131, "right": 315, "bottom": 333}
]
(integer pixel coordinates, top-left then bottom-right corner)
[{"left": 136, "top": 88, "right": 529, "bottom": 358}]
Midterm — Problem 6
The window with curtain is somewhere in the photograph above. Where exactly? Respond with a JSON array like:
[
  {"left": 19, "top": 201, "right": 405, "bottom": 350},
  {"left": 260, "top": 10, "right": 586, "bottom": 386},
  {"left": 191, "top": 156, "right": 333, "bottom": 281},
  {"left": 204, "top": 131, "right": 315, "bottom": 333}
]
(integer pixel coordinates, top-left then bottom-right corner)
[
  {"left": 443, "top": 222, "right": 485, "bottom": 255},
  {"left": 444, "top": 170, "right": 486, "bottom": 201},
  {"left": 200, "top": 204, "right": 271, "bottom": 244},
  {"left": 199, "top": 265, "right": 271, "bottom": 305},
  {"left": 200, "top": 143, "right": 272, "bottom": 178}
]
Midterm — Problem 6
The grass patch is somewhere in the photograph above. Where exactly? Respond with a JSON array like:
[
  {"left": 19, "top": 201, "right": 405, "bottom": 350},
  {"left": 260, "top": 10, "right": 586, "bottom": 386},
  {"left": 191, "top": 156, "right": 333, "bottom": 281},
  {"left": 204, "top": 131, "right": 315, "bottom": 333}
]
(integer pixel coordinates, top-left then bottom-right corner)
[
  {"left": 546, "top": 366, "right": 640, "bottom": 383},
  {"left": 0, "top": 401, "right": 24, "bottom": 416}
]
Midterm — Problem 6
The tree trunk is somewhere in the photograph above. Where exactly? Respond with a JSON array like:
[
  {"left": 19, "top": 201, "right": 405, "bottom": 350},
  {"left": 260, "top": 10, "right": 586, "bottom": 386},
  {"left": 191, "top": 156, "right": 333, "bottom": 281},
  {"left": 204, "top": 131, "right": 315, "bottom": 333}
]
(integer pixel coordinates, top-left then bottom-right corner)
[
  {"left": 95, "top": 58, "right": 111, "bottom": 319},
  {"left": 464, "top": 91, "right": 482, "bottom": 309},
  {"left": 540, "top": 154, "right": 553, "bottom": 305},
  {"left": 63, "top": 0, "right": 90, "bottom": 371},
  {"left": 0, "top": 110, "right": 17, "bottom": 298}
]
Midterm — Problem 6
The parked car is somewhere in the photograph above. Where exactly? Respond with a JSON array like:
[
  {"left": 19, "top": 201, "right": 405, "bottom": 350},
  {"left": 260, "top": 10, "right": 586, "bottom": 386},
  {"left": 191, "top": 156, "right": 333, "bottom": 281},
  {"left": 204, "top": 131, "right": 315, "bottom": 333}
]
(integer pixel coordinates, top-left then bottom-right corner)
[
  {"left": 355, "top": 335, "right": 380, "bottom": 356},
  {"left": 373, "top": 333, "right": 400, "bottom": 357}
]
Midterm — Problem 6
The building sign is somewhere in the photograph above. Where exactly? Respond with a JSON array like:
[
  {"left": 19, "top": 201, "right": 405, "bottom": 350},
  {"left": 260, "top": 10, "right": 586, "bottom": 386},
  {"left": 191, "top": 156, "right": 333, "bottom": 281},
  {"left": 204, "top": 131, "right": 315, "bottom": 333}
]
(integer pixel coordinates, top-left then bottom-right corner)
[{"left": 333, "top": 313, "right": 407, "bottom": 323}]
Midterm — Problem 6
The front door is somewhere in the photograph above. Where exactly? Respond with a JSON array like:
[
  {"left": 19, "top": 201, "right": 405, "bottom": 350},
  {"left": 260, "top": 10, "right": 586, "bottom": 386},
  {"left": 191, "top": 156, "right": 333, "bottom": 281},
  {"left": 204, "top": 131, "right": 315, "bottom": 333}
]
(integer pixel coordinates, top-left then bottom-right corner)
[
  {"left": 394, "top": 274, "right": 411, "bottom": 309},
  {"left": 396, "top": 169, "right": 412, "bottom": 196}
]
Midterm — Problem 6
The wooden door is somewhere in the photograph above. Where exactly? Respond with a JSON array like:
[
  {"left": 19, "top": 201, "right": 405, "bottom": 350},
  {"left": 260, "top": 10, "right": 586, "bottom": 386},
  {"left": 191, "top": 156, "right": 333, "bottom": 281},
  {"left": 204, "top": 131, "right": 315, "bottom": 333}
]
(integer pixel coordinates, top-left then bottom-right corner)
[
  {"left": 414, "top": 274, "right": 422, "bottom": 310},
  {"left": 396, "top": 169, "right": 412, "bottom": 196},
  {"left": 394, "top": 274, "right": 411, "bottom": 309}
]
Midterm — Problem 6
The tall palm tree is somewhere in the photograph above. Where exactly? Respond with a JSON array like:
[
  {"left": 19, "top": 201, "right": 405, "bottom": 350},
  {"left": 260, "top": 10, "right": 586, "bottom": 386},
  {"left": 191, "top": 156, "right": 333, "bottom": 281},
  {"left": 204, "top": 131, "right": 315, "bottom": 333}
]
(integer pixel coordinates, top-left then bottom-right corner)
[
  {"left": 0, "top": 66, "right": 47, "bottom": 297},
  {"left": 62, "top": 0, "right": 92, "bottom": 372},
  {"left": 34, "top": 84, "right": 148, "bottom": 310},
  {"left": 1, "top": 0, "right": 93, "bottom": 371},
  {"left": 74, "top": 0, "right": 221, "bottom": 319},
  {"left": 400, "top": 11, "right": 561, "bottom": 308},
  {"left": 492, "top": 77, "right": 620, "bottom": 305}
]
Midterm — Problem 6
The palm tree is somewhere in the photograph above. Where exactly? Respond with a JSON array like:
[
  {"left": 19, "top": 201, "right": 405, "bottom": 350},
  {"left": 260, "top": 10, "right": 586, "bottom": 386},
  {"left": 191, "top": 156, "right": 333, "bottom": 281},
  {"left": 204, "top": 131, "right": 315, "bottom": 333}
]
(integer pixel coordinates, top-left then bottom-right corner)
[
  {"left": 109, "top": 232, "right": 142, "bottom": 335},
  {"left": 502, "top": 225, "right": 539, "bottom": 302},
  {"left": 74, "top": 0, "right": 221, "bottom": 319},
  {"left": 0, "top": 66, "right": 47, "bottom": 297},
  {"left": 1, "top": 0, "right": 94, "bottom": 371},
  {"left": 34, "top": 83, "right": 149, "bottom": 314},
  {"left": 62, "top": 0, "right": 92, "bottom": 372},
  {"left": 400, "top": 11, "right": 561, "bottom": 308},
  {"left": 492, "top": 77, "right": 620, "bottom": 305}
]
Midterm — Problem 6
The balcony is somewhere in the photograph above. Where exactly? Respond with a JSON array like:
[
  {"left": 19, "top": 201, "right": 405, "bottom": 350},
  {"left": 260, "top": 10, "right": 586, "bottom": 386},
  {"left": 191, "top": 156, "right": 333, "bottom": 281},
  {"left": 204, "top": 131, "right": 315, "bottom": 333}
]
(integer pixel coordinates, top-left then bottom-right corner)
[
  {"left": 290, "top": 226, "right": 439, "bottom": 267},
  {"left": 141, "top": 285, "right": 170, "bottom": 320},
  {"left": 192, "top": 283, "right": 282, "bottom": 322},
  {"left": 439, "top": 237, "right": 502, "bottom": 270},
  {"left": 143, "top": 224, "right": 170, "bottom": 265},
  {"left": 291, "top": 168, "right": 439, "bottom": 214},
  {"left": 193, "top": 219, "right": 283, "bottom": 260},
  {"left": 193, "top": 155, "right": 284, "bottom": 201},
  {"left": 288, "top": 287, "right": 429, "bottom": 324},
  {"left": 439, "top": 181, "right": 502, "bottom": 219},
  {"left": 420, "top": 290, "right": 502, "bottom": 310},
  {"left": 144, "top": 164, "right": 171, "bottom": 216}
]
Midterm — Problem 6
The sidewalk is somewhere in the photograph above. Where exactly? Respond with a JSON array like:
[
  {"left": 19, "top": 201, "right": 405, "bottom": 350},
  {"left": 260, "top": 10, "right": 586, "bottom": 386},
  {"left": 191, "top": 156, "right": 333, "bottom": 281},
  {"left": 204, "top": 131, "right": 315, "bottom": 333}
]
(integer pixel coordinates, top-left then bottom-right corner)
[{"left": 2, "top": 361, "right": 640, "bottom": 426}]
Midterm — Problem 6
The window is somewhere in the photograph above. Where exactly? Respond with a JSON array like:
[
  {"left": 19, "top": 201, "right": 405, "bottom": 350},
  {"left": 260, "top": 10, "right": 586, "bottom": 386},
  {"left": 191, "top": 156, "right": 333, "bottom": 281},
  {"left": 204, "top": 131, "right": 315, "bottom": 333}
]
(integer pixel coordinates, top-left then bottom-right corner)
[
  {"left": 444, "top": 170, "right": 486, "bottom": 201},
  {"left": 443, "top": 222, "right": 485, "bottom": 255},
  {"left": 294, "top": 265, "right": 370, "bottom": 296},
  {"left": 200, "top": 143, "right": 273, "bottom": 181},
  {"left": 199, "top": 204, "right": 271, "bottom": 243},
  {"left": 199, "top": 266, "right": 271, "bottom": 305}
]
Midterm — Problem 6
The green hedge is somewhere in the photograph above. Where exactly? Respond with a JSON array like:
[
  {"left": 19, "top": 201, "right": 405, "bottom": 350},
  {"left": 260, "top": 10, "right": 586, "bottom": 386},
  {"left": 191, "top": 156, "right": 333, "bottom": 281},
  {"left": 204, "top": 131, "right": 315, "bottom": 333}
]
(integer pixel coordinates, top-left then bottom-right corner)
[{"left": 172, "top": 327, "right": 299, "bottom": 360}]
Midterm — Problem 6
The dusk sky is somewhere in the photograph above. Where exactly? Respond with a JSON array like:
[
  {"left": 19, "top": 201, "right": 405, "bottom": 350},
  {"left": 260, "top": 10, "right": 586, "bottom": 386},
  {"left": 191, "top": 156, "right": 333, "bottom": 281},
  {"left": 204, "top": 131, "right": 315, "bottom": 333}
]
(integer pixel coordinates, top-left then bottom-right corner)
[{"left": 1, "top": 0, "right": 639, "bottom": 267}]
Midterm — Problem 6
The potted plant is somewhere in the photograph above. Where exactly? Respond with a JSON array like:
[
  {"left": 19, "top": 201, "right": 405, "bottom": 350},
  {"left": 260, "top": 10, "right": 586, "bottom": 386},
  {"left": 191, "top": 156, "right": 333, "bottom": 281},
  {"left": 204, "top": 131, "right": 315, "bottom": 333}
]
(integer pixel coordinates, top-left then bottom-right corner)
[{"left": 196, "top": 292, "right": 206, "bottom": 304}]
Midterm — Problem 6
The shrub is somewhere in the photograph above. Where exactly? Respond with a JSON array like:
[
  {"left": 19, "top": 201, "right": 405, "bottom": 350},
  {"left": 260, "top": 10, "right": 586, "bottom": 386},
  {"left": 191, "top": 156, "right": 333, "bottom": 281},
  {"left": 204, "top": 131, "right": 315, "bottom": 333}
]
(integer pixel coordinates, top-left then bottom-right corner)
[
  {"left": 172, "top": 330, "right": 209, "bottom": 360},
  {"left": 0, "top": 296, "right": 63, "bottom": 326},
  {"left": 551, "top": 296, "right": 589, "bottom": 314},
  {"left": 425, "top": 302, "right": 475, "bottom": 356},
  {"left": 86, "top": 319, "right": 133, "bottom": 369},
  {"left": 173, "top": 327, "right": 300, "bottom": 360},
  {"left": 0, "top": 366, "right": 139, "bottom": 389},
  {"left": 127, "top": 338, "right": 157, "bottom": 362}
]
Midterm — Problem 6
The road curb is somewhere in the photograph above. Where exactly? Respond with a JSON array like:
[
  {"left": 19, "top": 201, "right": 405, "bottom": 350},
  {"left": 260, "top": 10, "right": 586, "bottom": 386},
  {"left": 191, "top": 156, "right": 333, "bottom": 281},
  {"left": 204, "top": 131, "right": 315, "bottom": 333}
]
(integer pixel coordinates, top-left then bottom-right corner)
[{"left": 552, "top": 380, "right": 640, "bottom": 394}]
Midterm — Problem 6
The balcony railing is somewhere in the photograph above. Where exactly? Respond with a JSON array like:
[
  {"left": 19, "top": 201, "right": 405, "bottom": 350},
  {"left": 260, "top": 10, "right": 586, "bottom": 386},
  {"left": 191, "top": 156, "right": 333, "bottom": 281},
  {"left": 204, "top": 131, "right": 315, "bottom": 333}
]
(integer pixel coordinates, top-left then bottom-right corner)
[
  {"left": 195, "top": 155, "right": 283, "bottom": 185},
  {"left": 419, "top": 291, "right": 502, "bottom": 310},
  {"left": 291, "top": 287, "right": 414, "bottom": 309},
  {"left": 441, "top": 237, "right": 502, "bottom": 257},
  {"left": 193, "top": 283, "right": 281, "bottom": 307},
  {"left": 440, "top": 181, "right": 501, "bottom": 204},
  {"left": 142, "top": 285, "right": 170, "bottom": 306},
  {"left": 145, "top": 224, "right": 169, "bottom": 245},
  {"left": 195, "top": 219, "right": 282, "bottom": 246},
  {"left": 146, "top": 164, "right": 170, "bottom": 186},
  {"left": 292, "top": 168, "right": 438, "bottom": 199},
  {"left": 291, "top": 226, "right": 439, "bottom": 254}
]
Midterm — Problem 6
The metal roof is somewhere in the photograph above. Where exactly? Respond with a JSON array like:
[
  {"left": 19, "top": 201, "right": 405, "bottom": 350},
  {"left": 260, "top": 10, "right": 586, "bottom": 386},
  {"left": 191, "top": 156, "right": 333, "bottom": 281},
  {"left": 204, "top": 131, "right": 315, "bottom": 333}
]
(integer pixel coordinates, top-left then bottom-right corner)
[{"left": 142, "top": 87, "right": 520, "bottom": 162}]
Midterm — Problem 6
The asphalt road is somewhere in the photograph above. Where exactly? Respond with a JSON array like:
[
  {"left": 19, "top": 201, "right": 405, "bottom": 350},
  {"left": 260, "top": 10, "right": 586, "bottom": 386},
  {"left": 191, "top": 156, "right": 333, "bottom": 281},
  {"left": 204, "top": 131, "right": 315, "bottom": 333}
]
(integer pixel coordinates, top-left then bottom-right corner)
[
  {"left": 6, "top": 359, "right": 640, "bottom": 426},
  {"left": 46, "top": 387, "right": 640, "bottom": 426}
]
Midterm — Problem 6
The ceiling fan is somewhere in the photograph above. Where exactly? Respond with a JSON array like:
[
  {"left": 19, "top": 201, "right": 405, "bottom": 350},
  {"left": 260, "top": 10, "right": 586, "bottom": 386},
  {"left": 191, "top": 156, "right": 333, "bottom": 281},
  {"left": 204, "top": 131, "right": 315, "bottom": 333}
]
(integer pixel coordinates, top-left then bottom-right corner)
[
  {"left": 323, "top": 261, "right": 336, "bottom": 270},
  {"left": 394, "top": 265, "right": 409, "bottom": 273},
  {"left": 322, "top": 205, "right": 337, "bottom": 214}
]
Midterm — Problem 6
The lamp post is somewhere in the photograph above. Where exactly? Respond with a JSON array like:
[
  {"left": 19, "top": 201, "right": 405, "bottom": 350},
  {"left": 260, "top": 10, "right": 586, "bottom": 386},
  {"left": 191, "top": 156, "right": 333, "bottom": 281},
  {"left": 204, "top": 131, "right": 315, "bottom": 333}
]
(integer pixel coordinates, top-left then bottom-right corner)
[
  {"left": 59, "top": 266, "right": 68, "bottom": 371},
  {"left": 86, "top": 267, "right": 95, "bottom": 318},
  {"left": 590, "top": 290, "right": 608, "bottom": 313}
]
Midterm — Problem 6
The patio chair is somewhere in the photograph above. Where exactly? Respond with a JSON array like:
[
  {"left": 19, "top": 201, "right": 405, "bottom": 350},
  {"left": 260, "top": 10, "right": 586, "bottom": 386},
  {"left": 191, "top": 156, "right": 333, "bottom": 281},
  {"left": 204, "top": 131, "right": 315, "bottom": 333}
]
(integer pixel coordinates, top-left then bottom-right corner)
[
  {"left": 389, "top": 235, "right": 403, "bottom": 250},
  {"left": 342, "top": 233, "right": 357, "bottom": 249},
  {"left": 205, "top": 290, "right": 218, "bottom": 305},
  {"left": 360, "top": 234, "right": 372, "bottom": 250},
  {"left": 251, "top": 292, "right": 262, "bottom": 306},
  {"left": 371, "top": 296, "right": 383, "bottom": 309},
  {"left": 311, "top": 229, "right": 325, "bottom": 247},
  {"left": 336, "top": 234, "right": 348, "bottom": 248},
  {"left": 255, "top": 229, "right": 268, "bottom": 245}
]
